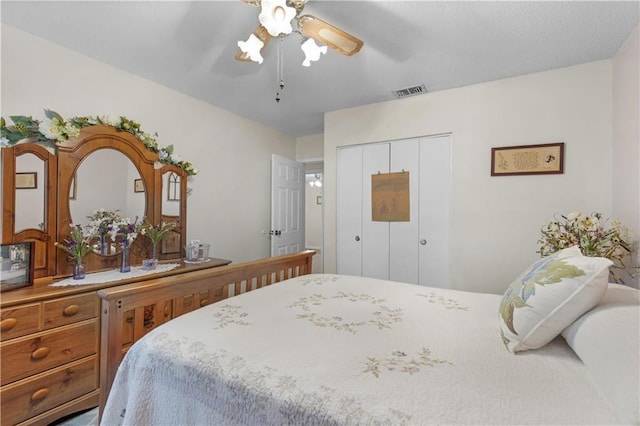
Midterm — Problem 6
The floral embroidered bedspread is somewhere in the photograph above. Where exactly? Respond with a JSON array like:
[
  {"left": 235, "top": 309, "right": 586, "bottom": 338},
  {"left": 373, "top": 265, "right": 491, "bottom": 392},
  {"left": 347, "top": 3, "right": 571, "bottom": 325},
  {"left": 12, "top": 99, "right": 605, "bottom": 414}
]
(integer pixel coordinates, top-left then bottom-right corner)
[{"left": 101, "top": 274, "right": 617, "bottom": 425}]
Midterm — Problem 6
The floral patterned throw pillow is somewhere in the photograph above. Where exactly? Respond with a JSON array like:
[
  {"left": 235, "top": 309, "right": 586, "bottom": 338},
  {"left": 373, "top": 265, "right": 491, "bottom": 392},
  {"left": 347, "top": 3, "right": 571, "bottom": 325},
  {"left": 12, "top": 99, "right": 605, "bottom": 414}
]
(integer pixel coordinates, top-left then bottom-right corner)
[{"left": 499, "top": 246, "right": 612, "bottom": 353}]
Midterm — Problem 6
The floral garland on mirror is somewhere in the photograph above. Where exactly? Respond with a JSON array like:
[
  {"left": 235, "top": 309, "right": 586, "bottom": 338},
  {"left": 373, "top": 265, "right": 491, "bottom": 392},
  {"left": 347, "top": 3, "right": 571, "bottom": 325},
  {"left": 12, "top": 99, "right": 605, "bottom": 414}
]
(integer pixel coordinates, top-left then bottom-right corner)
[{"left": 0, "top": 109, "right": 197, "bottom": 176}]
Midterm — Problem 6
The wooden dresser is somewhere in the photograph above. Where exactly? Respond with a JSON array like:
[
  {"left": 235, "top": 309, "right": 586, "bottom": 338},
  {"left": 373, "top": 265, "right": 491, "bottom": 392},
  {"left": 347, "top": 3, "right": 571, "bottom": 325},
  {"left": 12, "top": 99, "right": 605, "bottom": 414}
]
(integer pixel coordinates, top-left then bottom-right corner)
[
  {"left": 0, "top": 259, "right": 231, "bottom": 425},
  {"left": 0, "top": 126, "right": 199, "bottom": 424}
]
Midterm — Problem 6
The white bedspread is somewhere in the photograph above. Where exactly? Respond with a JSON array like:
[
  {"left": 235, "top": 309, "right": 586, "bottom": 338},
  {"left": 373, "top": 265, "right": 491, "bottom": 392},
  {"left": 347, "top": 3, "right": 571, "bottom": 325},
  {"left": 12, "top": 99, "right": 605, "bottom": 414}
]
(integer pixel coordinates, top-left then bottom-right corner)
[{"left": 102, "top": 274, "right": 619, "bottom": 425}]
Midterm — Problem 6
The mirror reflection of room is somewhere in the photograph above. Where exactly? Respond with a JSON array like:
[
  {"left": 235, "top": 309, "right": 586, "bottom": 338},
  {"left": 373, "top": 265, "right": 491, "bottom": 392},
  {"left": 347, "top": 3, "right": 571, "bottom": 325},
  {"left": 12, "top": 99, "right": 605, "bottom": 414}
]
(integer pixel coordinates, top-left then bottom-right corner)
[
  {"left": 69, "top": 149, "right": 144, "bottom": 226},
  {"left": 14, "top": 153, "right": 45, "bottom": 233}
]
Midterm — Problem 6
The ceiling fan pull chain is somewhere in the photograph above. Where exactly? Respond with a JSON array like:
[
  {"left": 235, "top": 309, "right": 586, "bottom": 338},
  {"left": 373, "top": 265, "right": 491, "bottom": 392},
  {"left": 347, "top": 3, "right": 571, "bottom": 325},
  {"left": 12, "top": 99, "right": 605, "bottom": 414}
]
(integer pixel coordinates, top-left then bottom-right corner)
[{"left": 276, "top": 34, "right": 285, "bottom": 103}]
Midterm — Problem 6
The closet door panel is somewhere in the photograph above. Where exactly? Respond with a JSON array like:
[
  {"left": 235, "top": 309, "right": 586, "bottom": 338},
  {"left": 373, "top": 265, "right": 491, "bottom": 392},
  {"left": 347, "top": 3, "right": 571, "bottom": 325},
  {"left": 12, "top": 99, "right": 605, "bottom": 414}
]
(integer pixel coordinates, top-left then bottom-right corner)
[
  {"left": 362, "top": 143, "right": 390, "bottom": 280},
  {"left": 389, "top": 139, "right": 420, "bottom": 284},
  {"left": 418, "top": 135, "right": 451, "bottom": 287},
  {"left": 337, "top": 146, "right": 363, "bottom": 276}
]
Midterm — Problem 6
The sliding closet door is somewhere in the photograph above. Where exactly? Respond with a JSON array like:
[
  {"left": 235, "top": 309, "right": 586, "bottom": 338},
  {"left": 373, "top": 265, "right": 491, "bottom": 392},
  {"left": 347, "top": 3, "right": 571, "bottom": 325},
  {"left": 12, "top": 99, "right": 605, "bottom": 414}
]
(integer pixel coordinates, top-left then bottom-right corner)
[
  {"left": 337, "top": 146, "right": 363, "bottom": 276},
  {"left": 337, "top": 136, "right": 451, "bottom": 286},
  {"left": 389, "top": 139, "right": 420, "bottom": 284},
  {"left": 418, "top": 135, "right": 451, "bottom": 287},
  {"left": 362, "top": 143, "right": 390, "bottom": 279}
]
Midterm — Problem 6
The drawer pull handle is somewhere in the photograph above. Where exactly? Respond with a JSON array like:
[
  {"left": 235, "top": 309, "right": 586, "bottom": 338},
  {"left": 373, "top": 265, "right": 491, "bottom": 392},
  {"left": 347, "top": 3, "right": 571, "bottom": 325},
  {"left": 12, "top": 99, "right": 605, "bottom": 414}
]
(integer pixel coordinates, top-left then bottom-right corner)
[
  {"left": 200, "top": 299, "right": 208, "bottom": 307},
  {"left": 0, "top": 318, "right": 18, "bottom": 332},
  {"left": 63, "top": 305, "right": 80, "bottom": 316},
  {"left": 31, "top": 347, "right": 50, "bottom": 360},
  {"left": 31, "top": 388, "right": 49, "bottom": 401}
]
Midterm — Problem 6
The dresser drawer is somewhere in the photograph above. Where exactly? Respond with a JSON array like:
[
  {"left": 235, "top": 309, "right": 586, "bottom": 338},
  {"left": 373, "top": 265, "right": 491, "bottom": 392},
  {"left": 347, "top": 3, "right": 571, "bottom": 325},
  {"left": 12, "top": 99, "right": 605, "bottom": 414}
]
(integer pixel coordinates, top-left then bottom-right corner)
[
  {"left": 43, "top": 293, "right": 97, "bottom": 330},
  {"left": 0, "top": 356, "right": 97, "bottom": 425},
  {"left": 0, "top": 303, "right": 41, "bottom": 342},
  {"left": 0, "top": 319, "right": 97, "bottom": 386}
]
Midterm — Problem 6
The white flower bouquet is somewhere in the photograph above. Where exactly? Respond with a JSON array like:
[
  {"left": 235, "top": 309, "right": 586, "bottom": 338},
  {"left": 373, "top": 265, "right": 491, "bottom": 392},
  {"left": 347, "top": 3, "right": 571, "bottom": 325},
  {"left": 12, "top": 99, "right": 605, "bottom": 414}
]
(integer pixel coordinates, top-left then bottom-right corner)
[
  {"left": 109, "top": 217, "right": 141, "bottom": 245},
  {"left": 538, "top": 211, "right": 632, "bottom": 281}
]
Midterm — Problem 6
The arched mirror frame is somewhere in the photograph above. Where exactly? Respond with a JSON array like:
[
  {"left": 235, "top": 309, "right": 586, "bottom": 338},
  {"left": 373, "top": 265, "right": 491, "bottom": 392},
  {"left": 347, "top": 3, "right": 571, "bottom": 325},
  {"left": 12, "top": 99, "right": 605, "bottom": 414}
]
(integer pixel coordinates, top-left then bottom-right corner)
[
  {"left": 55, "top": 126, "right": 186, "bottom": 277},
  {"left": 2, "top": 143, "right": 57, "bottom": 279}
]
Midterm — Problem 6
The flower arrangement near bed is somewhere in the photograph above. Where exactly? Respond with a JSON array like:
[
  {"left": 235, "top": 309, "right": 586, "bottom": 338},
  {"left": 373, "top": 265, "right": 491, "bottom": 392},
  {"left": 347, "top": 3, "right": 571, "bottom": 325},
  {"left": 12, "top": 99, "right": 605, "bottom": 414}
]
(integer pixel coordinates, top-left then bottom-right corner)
[{"left": 537, "top": 211, "right": 632, "bottom": 282}]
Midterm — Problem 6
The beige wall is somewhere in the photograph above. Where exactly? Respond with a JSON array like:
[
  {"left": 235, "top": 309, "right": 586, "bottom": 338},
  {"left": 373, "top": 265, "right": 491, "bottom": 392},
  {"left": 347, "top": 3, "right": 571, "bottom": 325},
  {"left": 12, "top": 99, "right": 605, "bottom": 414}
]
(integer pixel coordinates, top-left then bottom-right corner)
[
  {"left": 613, "top": 24, "right": 640, "bottom": 288},
  {"left": 324, "top": 61, "right": 614, "bottom": 294},
  {"left": 1, "top": 25, "right": 296, "bottom": 263},
  {"left": 296, "top": 133, "right": 324, "bottom": 161}
]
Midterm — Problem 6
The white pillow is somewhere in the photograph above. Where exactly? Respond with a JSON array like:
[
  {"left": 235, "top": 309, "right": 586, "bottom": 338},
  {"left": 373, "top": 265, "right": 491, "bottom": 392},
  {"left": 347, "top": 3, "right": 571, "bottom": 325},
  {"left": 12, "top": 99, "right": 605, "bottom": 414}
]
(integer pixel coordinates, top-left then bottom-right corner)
[
  {"left": 562, "top": 284, "right": 640, "bottom": 425},
  {"left": 499, "top": 246, "right": 612, "bottom": 353}
]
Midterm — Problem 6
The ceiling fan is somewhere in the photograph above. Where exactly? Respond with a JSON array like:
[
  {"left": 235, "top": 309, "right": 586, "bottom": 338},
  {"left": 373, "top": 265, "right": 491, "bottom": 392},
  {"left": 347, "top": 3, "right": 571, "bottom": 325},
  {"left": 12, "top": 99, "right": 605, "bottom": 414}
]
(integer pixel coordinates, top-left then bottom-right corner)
[{"left": 236, "top": 0, "right": 364, "bottom": 67}]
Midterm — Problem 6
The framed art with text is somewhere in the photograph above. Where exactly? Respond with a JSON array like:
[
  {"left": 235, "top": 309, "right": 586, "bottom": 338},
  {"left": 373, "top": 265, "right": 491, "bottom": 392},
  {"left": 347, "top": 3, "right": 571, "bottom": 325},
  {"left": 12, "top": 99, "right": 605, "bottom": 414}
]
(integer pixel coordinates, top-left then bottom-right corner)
[{"left": 491, "top": 142, "right": 564, "bottom": 176}]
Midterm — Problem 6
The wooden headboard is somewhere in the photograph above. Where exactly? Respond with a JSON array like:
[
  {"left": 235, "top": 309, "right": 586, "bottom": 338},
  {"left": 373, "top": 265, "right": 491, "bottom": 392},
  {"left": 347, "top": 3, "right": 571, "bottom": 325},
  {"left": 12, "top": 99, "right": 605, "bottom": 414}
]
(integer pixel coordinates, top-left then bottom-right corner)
[{"left": 97, "top": 250, "right": 315, "bottom": 415}]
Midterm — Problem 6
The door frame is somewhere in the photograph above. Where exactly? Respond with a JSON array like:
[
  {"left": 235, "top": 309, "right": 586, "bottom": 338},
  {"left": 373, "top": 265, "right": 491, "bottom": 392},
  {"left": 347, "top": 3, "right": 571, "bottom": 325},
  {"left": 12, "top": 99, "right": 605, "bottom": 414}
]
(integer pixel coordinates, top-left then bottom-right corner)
[{"left": 303, "top": 160, "right": 324, "bottom": 273}]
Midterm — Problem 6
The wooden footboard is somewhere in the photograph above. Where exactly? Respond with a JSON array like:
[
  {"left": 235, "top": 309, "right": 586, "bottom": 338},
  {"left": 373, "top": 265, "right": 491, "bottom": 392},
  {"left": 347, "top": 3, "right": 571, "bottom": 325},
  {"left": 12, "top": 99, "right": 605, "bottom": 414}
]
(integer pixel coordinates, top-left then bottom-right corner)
[{"left": 97, "top": 250, "right": 315, "bottom": 416}]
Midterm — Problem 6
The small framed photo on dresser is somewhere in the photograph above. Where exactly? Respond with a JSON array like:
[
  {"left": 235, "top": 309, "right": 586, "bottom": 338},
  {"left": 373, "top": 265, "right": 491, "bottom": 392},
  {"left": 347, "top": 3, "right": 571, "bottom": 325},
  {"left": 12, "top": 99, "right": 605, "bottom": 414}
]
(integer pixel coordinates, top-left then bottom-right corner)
[{"left": 1, "top": 242, "right": 35, "bottom": 292}]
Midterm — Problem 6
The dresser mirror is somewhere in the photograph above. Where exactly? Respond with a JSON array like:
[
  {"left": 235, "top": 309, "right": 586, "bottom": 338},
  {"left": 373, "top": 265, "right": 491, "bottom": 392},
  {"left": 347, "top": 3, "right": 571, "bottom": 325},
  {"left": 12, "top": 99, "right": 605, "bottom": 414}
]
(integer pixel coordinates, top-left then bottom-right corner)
[
  {"left": 2, "top": 125, "right": 187, "bottom": 282},
  {"left": 14, "top": 152, "right": 46, "bottom": 233},
  {"left": 2, "top": 143, "right": 57, "bottom": 279},
  {"left": 69, "top": 148, "right": 145, "bottom": 256},
  {"left": 157, "top": 166, "right": 186, "bottom": 259}
]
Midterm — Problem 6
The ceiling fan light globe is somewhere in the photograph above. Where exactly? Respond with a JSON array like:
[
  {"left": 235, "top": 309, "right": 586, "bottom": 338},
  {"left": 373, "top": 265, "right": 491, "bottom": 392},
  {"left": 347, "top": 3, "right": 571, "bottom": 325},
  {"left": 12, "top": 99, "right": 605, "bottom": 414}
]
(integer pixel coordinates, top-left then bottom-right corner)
[
  {"left": 301, "top": 37, "right": 327, "bottom": 67},
  {"left": 238, "top": 34, "right": 265, "bottom": 64},
  {"left": 259, "top": 0, "right": 296, "bottom": 37}
]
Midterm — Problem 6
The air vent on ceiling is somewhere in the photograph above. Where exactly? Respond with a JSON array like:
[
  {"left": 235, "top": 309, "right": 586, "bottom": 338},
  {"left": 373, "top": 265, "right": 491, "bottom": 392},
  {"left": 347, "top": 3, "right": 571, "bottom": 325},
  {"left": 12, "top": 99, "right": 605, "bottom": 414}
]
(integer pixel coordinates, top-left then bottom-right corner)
[{"left": 393, "top": 84, "right": 427, "bottom": 98}]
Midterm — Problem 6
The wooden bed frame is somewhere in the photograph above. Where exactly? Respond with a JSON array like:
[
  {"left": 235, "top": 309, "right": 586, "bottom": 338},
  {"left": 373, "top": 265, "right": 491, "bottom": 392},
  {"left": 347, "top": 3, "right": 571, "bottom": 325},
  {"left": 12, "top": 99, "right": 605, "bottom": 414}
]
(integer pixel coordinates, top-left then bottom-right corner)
[{"left": 97, "top": 250, "right": 315, "bottom": 416}]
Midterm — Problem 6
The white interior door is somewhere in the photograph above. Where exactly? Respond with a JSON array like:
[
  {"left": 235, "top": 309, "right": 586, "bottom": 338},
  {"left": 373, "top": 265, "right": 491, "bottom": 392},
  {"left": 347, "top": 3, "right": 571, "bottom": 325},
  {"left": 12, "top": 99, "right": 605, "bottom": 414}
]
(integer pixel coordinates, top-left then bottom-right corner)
[
  {"left": 419, "top": 135, "right": 451, "bottom": 287},
  {"left": 271, "top": 154, "right": 305, "bottom": 256}
]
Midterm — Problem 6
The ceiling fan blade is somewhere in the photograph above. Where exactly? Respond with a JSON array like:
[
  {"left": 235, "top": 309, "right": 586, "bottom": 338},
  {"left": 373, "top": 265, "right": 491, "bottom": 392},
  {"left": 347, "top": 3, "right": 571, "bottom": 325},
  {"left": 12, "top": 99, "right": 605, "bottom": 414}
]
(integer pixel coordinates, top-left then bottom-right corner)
[
  {"left": 235, "top": 25, "right": 272, "bottom": 62},
  {"left": 298, "top": 15, "right": 363, "bottom": 56}
]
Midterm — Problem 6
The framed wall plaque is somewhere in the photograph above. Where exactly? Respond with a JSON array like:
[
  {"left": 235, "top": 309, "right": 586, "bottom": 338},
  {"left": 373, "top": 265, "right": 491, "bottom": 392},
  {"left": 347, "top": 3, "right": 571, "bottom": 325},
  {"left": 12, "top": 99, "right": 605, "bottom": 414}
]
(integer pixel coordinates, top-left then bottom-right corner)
[
  {"left": 134, "top": 178, "right": 145, "bottom": 193},
  {"left": 15, "top": 172, "right": 37, "bottom": 189},
  {"left": 371, "top": 171, "right": 410, "bottom": 222},
  {"left": 491, "top": 142, "right": 564, "bottom": 176}
]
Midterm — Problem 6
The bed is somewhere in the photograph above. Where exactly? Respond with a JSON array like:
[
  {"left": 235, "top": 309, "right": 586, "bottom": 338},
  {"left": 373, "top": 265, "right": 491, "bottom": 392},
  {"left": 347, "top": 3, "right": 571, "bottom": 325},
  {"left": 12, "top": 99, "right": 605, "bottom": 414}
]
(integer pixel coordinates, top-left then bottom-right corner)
[{"left": 100, "top": 248, "right": 639, "bottom": 425}]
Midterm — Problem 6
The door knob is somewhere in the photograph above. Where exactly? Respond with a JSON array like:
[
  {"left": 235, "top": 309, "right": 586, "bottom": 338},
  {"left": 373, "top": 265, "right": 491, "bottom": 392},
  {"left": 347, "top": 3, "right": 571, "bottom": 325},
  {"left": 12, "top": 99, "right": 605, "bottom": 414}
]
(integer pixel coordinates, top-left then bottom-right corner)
[
  {"left": 420, "top": 239, "right": 427, "bottom": 245},
  {"left": 355, "top": 235, "right": 360, "bottom": 242}
]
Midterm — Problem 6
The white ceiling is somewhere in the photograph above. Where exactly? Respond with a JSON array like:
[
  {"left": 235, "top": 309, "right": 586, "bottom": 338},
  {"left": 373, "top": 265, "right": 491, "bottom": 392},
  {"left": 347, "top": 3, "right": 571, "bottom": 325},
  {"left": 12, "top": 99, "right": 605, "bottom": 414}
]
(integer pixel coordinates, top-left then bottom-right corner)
[{"left": 2, "top": 1, "right": 638, "bottom": 137}]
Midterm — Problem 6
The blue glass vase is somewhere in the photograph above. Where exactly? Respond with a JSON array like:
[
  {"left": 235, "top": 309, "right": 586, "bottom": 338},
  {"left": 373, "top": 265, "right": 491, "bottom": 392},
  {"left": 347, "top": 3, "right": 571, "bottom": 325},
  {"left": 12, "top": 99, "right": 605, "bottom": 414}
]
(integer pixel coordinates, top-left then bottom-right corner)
[
  {"left": 120, "top": 240, "right": 131, "bottom": 273},
  {"left": 73, "top": 260, "right": 86, "bottom": 280},
  {"left": 142, "top": 242, "right": 158, "bottom": 271},
  {"left": 98, "top": 233, "right": 108, "bottom": 255}
]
